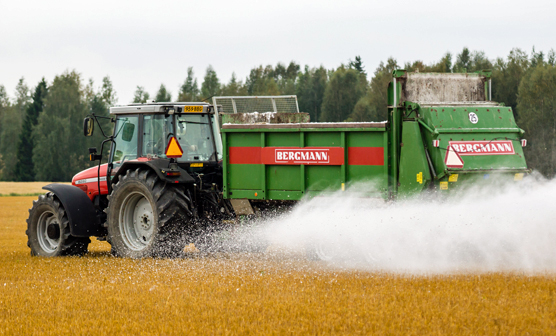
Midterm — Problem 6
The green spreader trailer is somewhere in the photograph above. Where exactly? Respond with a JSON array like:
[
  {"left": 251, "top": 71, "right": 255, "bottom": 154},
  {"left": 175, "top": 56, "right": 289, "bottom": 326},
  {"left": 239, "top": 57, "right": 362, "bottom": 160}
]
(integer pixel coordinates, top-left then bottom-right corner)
[{"left": 221, "top": 70, "right": 529, "bottom": 203}]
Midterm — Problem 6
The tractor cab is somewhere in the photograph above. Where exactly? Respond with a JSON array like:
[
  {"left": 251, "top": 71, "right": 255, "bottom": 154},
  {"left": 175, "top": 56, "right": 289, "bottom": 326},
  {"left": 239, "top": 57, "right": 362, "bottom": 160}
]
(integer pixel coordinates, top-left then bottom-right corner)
[{"left": 108, "top": 102, "right": 223, "bottom": 173}]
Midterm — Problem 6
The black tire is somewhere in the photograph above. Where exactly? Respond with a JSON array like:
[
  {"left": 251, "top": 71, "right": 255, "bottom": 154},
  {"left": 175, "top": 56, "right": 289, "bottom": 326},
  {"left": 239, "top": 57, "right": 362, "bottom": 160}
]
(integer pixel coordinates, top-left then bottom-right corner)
[
  {"left": 106, "top": 168, "right": 192, "bottom": 258},
  {"left": 26, "top": 192, "right": 90, "bottom": 257}
]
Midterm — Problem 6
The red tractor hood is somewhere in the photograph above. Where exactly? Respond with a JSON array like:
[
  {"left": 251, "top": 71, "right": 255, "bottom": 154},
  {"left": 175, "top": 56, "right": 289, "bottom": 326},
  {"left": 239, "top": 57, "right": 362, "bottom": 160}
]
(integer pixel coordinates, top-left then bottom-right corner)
[{"left": 72, "top": 164, "right": 109, "bottom": 200}]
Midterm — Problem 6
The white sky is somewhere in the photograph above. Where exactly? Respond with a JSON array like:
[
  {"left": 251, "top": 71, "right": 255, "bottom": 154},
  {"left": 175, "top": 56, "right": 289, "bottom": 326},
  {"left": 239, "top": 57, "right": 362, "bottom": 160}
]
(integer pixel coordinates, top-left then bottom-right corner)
[{"left": 1, "top": 0, "right": 555, "bottom": 104}]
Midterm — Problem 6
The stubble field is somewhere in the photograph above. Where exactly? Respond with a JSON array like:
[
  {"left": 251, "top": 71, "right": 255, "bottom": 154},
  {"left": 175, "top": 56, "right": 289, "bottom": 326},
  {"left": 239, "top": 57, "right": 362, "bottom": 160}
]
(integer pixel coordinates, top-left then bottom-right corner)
[{"left": 0, "top": 185, "right": 555, "bottom": 334}]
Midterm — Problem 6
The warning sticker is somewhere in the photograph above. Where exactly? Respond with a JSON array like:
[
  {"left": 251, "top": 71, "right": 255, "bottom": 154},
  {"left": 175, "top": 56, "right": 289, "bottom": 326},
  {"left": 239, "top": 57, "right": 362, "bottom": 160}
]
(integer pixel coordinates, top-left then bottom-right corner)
[{"left": 445, "top": 144, "right": 464, "bottom": 168}]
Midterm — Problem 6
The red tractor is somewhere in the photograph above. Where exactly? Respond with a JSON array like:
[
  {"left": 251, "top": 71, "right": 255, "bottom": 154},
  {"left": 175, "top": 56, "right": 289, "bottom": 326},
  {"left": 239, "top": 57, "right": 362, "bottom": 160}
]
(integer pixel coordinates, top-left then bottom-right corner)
[{"left": 26, "top": 103, "right": 234, "bottom": 258}]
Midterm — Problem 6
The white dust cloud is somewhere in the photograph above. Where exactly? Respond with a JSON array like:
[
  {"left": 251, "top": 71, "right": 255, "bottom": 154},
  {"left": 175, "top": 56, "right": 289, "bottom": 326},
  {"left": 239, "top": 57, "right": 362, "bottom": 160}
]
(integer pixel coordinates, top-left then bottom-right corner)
[{"left": 255, "top": 175, "right": 556, "bottom": 274}]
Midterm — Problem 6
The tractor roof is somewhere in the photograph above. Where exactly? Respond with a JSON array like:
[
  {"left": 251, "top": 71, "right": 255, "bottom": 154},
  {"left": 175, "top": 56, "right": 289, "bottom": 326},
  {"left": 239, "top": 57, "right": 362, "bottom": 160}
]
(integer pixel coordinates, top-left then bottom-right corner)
[{"left": 110, "top": 102, "right": 211, "bottom": 115}]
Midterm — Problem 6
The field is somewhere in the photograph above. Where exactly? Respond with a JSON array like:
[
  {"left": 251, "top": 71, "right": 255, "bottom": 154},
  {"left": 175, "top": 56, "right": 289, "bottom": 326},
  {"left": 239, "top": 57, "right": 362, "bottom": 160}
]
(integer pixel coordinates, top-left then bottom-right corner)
[
  {"left": 0, "top": 182, "right": 71, "bottom": 196},
  {"left": 1, "top": 193, "right": 555, "bottom": 334}
]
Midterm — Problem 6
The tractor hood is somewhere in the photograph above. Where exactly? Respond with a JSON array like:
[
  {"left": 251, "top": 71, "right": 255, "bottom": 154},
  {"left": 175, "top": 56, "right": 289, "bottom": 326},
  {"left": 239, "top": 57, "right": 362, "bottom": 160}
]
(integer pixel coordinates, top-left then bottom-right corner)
[{"left": 72, "top": 164, "right": 109, "bottom": 199}]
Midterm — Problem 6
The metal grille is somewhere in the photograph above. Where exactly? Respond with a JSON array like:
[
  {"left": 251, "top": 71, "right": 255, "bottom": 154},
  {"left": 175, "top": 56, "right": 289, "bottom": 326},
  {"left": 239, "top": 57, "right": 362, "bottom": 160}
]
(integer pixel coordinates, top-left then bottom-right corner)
[{"left": 212, "top": 95, "right": 299, "bottom": 114}]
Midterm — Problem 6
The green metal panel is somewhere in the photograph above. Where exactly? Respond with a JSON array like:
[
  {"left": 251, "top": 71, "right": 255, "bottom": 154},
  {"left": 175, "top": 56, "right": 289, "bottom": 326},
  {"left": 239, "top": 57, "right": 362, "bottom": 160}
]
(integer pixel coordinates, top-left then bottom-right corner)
[
  {"left": 398, "top": 121, "right": 432, "bottom": 197},
  {"left": 305, "top": 132, "right": 341, "bottom": 146},
  {"left": 228, "top": 164, "right": 262, "bottom": 190},
  {"left": 223, "top": 125, "right": 389, "bottom": 201},
  {"left": 227, "top": 132, "right": 260, "bottom": 146},
  {"left": 306, "top": 165, "right": 342, "bottom": 190},
  {"left": 266, "top": 132, "right": 299, "bottom": 146},
  {"left": 266, "top": 165, "right": 302, "bottom": 190},
  {"left": 422, "top": 106, "right": 520, "bottom": 131},
  {"left": 346, "top": 131, "right": 384, "bottom": 147},
  {"left": 228, "top": 189, "right": 265, "bottom": 199},
  {"left": 418, "top": 105, "right": 528, "bottom": 176}
]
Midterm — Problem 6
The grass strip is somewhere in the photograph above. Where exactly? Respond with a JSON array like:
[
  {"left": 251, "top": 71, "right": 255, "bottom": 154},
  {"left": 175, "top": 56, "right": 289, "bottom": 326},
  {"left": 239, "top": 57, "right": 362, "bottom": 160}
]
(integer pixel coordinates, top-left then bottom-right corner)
[{"left": 0, "top": 192, "right": 43, "bottom": 197}]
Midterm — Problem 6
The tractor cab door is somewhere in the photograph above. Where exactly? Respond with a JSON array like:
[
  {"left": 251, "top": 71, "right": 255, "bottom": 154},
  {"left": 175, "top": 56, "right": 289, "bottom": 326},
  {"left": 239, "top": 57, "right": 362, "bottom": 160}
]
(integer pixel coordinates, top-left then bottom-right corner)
[
  {"left": 110, "top": 115, "right": 140, "bottom": 171},
  {"left": 142, "top": 114, "right": 173, "bottom": 158}
]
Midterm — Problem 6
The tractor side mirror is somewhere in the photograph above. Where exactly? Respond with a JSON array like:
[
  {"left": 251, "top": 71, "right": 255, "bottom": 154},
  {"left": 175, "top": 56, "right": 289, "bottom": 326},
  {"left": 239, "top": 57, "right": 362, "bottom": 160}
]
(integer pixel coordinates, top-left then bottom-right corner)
[
  {"left": 83, "top": 117, "right": 94, "bottom": 137},
  {"left": 122, "top": 123, "right": 135, "bottom": 142}
]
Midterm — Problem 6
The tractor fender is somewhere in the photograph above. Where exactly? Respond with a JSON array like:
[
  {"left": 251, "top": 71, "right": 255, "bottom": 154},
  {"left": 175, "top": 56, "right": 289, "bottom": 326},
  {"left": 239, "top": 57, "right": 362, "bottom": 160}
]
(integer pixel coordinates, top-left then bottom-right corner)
[
  {"left": 113, "top": 160, "right": 195, "bottom": 185},
  {"left": 43, "top": 184, "right": 102, "bottom": 237}
]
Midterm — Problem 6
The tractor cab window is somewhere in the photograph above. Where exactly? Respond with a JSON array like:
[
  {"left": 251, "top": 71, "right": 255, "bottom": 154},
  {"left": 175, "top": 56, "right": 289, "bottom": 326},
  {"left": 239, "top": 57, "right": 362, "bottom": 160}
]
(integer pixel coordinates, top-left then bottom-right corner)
[
  {"left": 111, "top": 116, "right": 139, "bottom": 168},
  {"left": 175, "top": 114, "right": 215, "bottom": 162},
  {"left": 143, "top": 115, "right": 172, "bottom": 158}
]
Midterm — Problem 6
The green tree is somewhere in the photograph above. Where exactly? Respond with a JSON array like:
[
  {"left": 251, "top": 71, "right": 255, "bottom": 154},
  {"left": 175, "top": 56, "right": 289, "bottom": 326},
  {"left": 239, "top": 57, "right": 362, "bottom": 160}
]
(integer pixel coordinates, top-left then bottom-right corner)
[
  {"left": 221, "top": 73, "right": 247, "bottom": 96},
  {"left": 296, "top": 66, "right": 328, "bottom": 121},
  {"left": 348, "top": 58, "right": 398, "bottom": 122},
  {"left": 0, "top": 78, "right": 29, "bottom": 181},
  {"left": 33, "top": 70, "right": 89, "bottom": 181},
  {"left": 155, "top": 84, "right": 171, "bottom": 102},
  {"left": 321, "top": 66, "right": 366, "bottom": 122},
  {"left": 432, "top": 52, "right": 453, "bottom": 72},
  {"left": 0, "top": 85, "right": 10, "bottom": 178},
  {"left": 85, "top": 76, "right": 116, "bottom": 160},
  {"left": 454, "top": 47, "right": 471, "bottom": 72},
  {"left": 274, "top": 61, "right": 299, "bottom": 94},
  {"left": 245, "top": 65, "right": 279, "bottom": 95},
  {"left": 100, "top": 76, "right": 117, "bottom": 106},
  {"left": 201, "top": 65, "right": 221, "bottom": 100},
  {"left": 469, "top": 51, "right": 493, "bottom": 71},
  {"left": 133, "top": 86, "right": 150, "bottom": 103},
  {"left": 517, "top": 64, "right": 556, "bottom": 177},
  {"left": 548, "top": 49, "right": 556, "bottom": 66},
  {"left": 349, "top": 56, "right": 366, "bottom": 75},
  {"left": 492, "top": 48, "right": 529, "bottom": 116},
  {"left": 178, "top": 67, "right": 200, "bottom": 101},
  {"left": 14, "top": 78, "right": 48, "bottom": 181}
]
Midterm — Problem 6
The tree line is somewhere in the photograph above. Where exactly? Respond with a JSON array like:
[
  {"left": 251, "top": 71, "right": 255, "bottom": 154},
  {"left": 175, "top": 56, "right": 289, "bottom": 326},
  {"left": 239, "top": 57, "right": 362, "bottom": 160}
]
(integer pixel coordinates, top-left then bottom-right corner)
[{"left": 0, "top": 47, "right": 555, "bottom": 181}]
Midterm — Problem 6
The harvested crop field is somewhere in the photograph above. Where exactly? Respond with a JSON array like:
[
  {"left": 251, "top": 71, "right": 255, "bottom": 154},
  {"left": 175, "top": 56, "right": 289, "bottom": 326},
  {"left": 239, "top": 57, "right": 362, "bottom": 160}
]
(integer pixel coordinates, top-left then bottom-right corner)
[
  {"left": 1, "top": 196, "right": 555, "bottom": 335},
  {"left": 0, "top": 182, "right": 70, "bottom": 196}
]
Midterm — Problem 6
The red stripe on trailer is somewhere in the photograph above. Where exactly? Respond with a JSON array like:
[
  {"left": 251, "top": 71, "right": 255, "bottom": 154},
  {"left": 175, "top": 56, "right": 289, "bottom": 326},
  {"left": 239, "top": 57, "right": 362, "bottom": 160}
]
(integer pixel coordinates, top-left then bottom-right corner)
[
  {"left": 229, "top": 146, "right": 385, "bottom": 166},
  {"left": 228, "top": 147, "right": 262, "bottom": 164},
  {"left": 348, "top": 147, "right": 384, "bottom": 166},
  {"left": 229, "top": 147, "right": 344, "bottom": 165}
]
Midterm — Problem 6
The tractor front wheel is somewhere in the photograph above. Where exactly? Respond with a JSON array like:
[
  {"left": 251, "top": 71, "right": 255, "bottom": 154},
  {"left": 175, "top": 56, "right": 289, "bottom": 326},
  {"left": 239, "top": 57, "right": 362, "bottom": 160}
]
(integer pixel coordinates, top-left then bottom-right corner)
[
  {"left": 106, "top": 168, "right": 192, "bottom": 258},
  {"left": 26, "top": 193, "right": 90, "bottom": 257}
]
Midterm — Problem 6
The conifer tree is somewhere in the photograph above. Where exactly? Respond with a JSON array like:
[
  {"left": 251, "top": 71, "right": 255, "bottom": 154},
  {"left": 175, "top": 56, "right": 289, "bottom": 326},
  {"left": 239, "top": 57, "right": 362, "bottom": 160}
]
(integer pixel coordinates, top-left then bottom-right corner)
[
  {"left": 155, "top": 84, "right": 171, "bottom": 102},
  {"left": 133, "top": 86, "right": 150, "bottom": 103},
  {"left": 201, "top": 65, "right": 221, "bottom": 100},
  {"left": 0, "top": 78, "right": 29, "bottom": 181},
  {"left": 178, "top": 67, "right": 200, "bottom": 101},
  {"left": 14, "top": 78, "right": 48, "bottom": 181}
]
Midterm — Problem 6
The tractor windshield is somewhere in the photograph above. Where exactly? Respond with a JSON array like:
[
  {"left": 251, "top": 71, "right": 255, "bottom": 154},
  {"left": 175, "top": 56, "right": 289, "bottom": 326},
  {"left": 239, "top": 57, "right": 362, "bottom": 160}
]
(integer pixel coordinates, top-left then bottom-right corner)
[{"left": 175, "top": 114, "right": 216, "bottom": 162}]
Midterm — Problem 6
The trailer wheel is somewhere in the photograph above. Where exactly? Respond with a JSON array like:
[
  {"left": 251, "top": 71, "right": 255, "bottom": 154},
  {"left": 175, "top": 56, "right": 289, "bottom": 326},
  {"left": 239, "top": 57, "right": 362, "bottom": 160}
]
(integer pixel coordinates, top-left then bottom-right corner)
[
  {"left": 106, "top": 168, "right": 192, "bottom": 258},
  {"left": 26, "top": 193, "right": 90, "bottom": 257}
]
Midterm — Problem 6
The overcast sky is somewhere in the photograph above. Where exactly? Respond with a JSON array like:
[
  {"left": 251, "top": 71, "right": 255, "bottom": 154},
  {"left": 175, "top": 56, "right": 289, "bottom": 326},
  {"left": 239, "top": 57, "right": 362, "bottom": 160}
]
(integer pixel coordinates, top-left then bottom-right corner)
[{"left": 1, "top": 0, "right": 554, "bottom": 104}]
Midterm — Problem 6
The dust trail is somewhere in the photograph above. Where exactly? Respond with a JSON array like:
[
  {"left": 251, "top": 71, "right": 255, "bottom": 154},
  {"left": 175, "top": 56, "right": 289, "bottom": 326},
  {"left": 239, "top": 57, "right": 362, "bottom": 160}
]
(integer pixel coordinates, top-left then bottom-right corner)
[{"left": 252, "top": 175, "right": 556, "bottom": 274}]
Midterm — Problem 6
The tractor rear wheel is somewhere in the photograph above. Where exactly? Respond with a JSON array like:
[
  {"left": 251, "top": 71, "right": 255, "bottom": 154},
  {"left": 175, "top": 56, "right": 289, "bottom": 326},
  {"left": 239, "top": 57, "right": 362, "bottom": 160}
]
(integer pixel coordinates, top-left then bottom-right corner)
[
  {"left": 26, "top": 193, "right": 90, "bottom": 257},
  {"left": 106, "top": 168, "right": 192, "bottom": 258}
]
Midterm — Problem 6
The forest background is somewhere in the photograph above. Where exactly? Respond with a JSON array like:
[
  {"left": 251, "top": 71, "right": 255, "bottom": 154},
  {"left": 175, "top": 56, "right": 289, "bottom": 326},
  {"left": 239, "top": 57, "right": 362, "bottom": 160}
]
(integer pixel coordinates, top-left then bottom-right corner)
[{"left": 0, "top": 46, "right": 555, "bottom": 182}]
